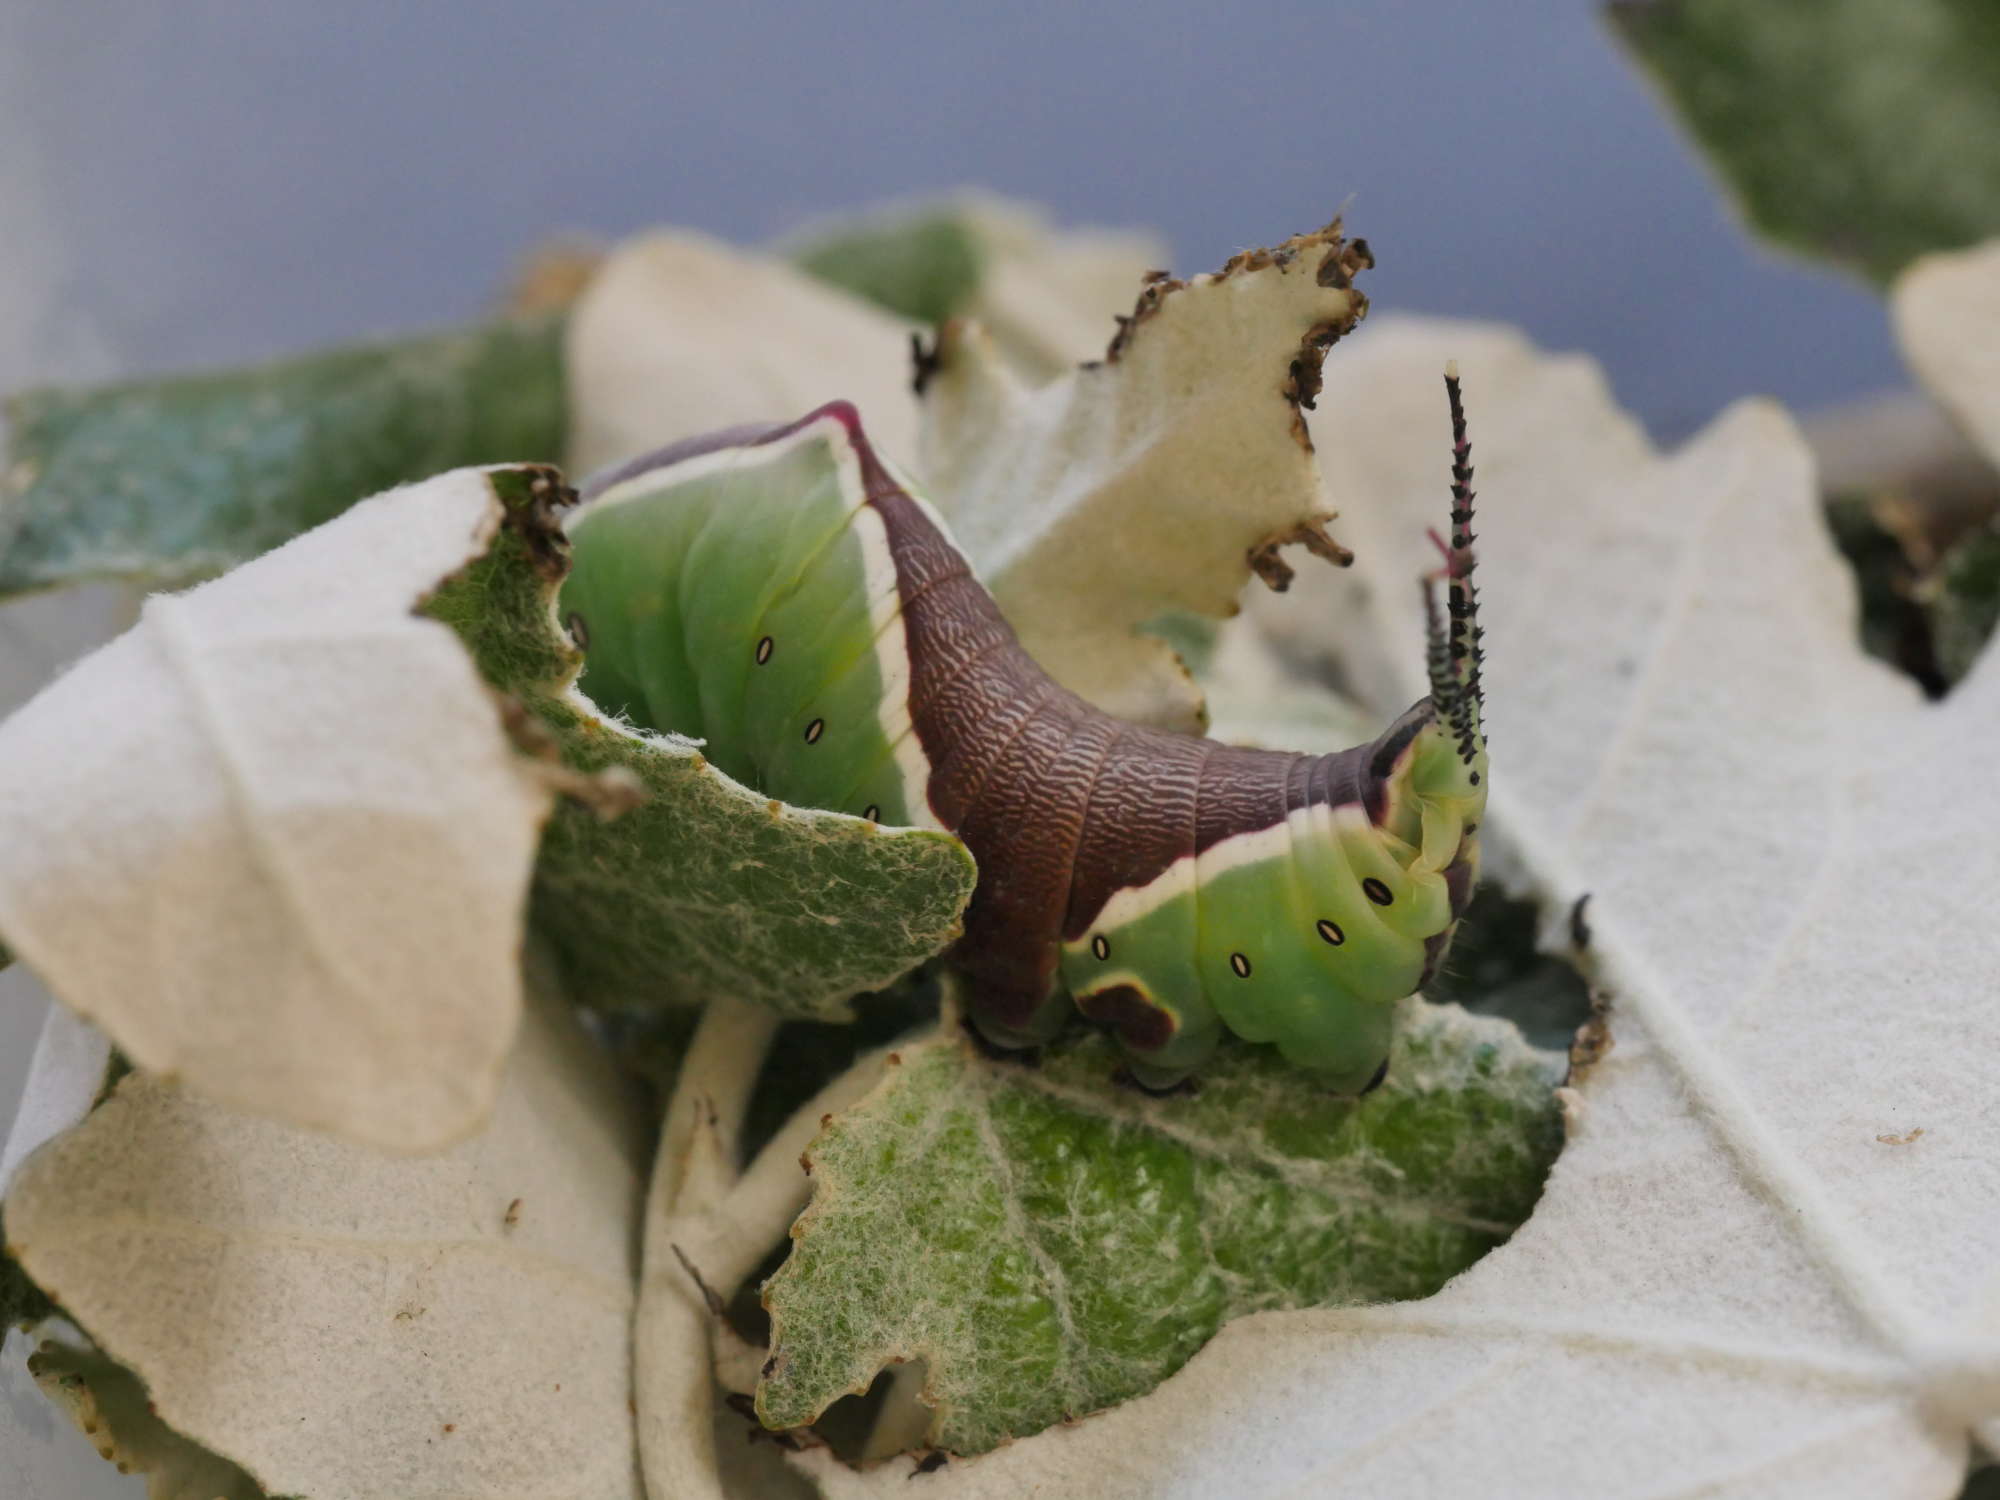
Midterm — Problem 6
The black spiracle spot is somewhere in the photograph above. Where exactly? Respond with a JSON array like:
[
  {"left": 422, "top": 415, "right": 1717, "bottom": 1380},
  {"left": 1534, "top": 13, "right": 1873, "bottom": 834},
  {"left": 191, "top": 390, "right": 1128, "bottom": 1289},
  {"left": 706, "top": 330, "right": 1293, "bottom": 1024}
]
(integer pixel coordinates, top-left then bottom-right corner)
[
  {"left": 804, "top": 718, "right": 825, "bottom": 744},
  {"left": 862, "top": 804, "right": 880, "bottom": 822},
  {"left": 1091, "top": 934, "right": 1109, "bottom": 960},
  {"left": 755, "top": 635, "right": 774, "bottom": 665},
  {"left": 1363, "top": 878, "right": 1394, "bottom": 906},
  {"left": 1229, "top": 952, "right": 1252, "bottom": 978},
  {"left": 1316, "top": 918, "right": 1345, "bottom": 946}
]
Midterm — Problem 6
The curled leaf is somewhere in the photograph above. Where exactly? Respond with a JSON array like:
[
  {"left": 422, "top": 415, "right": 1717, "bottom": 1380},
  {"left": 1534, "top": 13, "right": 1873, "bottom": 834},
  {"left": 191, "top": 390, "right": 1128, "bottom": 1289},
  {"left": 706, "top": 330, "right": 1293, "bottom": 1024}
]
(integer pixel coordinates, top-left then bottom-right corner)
[
  {"left": 431, "top": 468, "right": 978, "bottom": 1020},
  {"left": 0, "top": 466, "right": 554, "bottom": 1151},
  {"left": 565, "top": 231, "right": 919, "bottom": 479},
  {"left": 0, "top": 315, "right": 565, "bottom": 596},
  {"left": 3, "top": 969, "right": 650, "bottom": 1500},
  {"left": 25, "top": 1337, "right": 267, "bottom": 1499},
  {"left": 919, "top": 221, "right": 1371, "bottom": 729},
  {"left": 1894, "top": 240, "right": 2000, "bottom": 471}
]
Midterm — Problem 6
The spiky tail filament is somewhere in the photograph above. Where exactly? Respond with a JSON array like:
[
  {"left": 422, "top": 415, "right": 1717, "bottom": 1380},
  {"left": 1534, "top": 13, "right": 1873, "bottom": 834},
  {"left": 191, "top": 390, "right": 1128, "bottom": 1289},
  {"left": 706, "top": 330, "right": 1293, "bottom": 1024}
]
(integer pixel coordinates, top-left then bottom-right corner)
[{"left": 1424, "top": 364, "right": 1484, "bottom": 766}]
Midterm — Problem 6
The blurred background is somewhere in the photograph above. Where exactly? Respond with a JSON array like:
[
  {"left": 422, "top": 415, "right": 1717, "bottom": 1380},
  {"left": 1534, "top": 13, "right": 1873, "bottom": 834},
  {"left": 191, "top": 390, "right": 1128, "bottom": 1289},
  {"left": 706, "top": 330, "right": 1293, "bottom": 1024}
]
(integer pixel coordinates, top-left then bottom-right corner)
[{"left": 2, "top": 1, "right": 1907, "bottom": 433}]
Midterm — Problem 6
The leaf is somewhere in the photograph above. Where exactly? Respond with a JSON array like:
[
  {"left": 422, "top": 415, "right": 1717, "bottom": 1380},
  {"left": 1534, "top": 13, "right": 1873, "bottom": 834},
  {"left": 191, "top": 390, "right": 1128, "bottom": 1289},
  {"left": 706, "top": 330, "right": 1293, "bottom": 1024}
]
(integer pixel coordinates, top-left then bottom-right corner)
[
  {"left": 1895, "top": 242, "right": 2000, "bottom": 479},
  {"left": 790, "top": 208, "right": 987, "bottom": 326},
  {"left": 789, "top": 193, "right": 1169, "bottom": 380},
  {"left": 1607, "top": 0, "right": 2000, "bottom": 284},
  {"left": 3, "top": 962, "right": 650, "bottom": 1500},
  {"left": 919, "top": 220, "right": 1372, "bottom": 729},
  {"left": 24, "top": 1336, "right": 271, "bottom": 1500},
  {"left": 0, "top": 465, "right": 555, "bottom": 1152},
  {"left": 564, "top": 231, "right": 920, "bottom": 480},
  {"left": 758, "top": 999, "right": 1563, "bottom": 1455},
  {"left": 0, "top": 314, "right": 565, "bottom": 595},
  {"left": 797, "top": 309, "right": 2000, "bottom": 1497},
  {"left": 427, "top": 468, "right": 978, "bottom": 1020}
]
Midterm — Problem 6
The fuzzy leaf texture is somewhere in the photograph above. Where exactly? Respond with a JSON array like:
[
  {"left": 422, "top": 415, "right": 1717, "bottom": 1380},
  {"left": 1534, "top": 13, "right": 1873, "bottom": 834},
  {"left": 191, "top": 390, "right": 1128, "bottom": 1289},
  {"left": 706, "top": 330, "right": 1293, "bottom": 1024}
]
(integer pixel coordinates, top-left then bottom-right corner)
[
  {"left": 25, "top": 1337, "right": 275, "bottom": 1499},
  {"left": 565, "top": 232, "right": 922, "bottom": 478},
  {"left": 795, "top": 294, "right": 2000, "bottom": 1499},
  {"left": 759, "top": 1001, "right": 1564, "bottom": 1455},
  {"left": 432, "top": 468, "right": 977, "bottom": 1019},
  {"left": 919, "top": 219, "right": 1372, "bottom": 730},
  {"left": 0, "top": 465, "right": 556, "bottom": 1152},
  {"left": 0, "top": 454, "right": 971, "bottom": 1155},
  {"left": 1609, "top": 0, "right": 2000, "bottom": 284},
  {"left": 787, "top": 193, "right": 1169, "bottom": 380},
  {"left": 0, "top": 313, "right": 565, "bottom": 595},
  {"left": 4, "top": 967, "right": 649, "bottom": 1500}
]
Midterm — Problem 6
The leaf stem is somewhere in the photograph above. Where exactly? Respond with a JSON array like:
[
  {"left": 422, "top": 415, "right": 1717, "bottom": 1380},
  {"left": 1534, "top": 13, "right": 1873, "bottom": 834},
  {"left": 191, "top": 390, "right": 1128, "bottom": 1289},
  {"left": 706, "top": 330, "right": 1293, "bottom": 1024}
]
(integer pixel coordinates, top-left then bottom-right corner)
[
  {"left": 698, "top": 1037, "right": 906, "bottom": 1295},
  {"left": 632, "top": 995, "right": 780, "bottom": 1500}
]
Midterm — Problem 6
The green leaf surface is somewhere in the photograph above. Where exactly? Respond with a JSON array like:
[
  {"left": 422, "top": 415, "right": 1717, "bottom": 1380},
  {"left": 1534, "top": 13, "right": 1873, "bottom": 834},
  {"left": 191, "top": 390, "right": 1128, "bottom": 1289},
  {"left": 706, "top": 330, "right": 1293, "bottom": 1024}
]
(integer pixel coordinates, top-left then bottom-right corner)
[
  {"left": 1608, "top": 0, "right": 2000, "bottom": 283},
  {"left": 422, "top": 469, "right": 977, "bottom": 1020},
  {"left": 790, "top": 210, "right": 986, "bottom": 325},
  {"left": 0, "top": 314, "right": 565, "bottom": 595},
  {"left": 1931, "top": 520, "right": 2000, "bottom": 686},
  {"left": 758, "top": 999, "right": 1564, "bottom": 1454}
]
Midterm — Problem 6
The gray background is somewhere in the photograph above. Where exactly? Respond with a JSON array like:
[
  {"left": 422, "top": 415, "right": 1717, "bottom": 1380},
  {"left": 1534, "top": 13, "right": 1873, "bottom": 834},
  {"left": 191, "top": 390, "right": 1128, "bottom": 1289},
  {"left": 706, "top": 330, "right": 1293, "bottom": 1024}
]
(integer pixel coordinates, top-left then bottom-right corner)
[{"left": 5, "top": 1, "right": 1903, "bottom": 433}]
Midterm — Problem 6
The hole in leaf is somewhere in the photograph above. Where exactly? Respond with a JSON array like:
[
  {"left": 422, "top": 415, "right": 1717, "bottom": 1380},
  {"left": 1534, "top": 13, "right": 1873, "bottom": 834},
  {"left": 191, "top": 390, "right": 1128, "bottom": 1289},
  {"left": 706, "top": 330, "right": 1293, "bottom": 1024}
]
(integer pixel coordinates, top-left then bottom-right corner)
[
  {"left": 1422, "top": 883, "right": 1593, "bottom": 1053},
  {"left": 723, "top": 1238, "right": 790, "bottom": 1353},
  {"left": 738, "top": 974, "right": 940, "bottom": 1169},
  {"left": 811, "top": 1360, "right": 934, "bottom": 1466}
]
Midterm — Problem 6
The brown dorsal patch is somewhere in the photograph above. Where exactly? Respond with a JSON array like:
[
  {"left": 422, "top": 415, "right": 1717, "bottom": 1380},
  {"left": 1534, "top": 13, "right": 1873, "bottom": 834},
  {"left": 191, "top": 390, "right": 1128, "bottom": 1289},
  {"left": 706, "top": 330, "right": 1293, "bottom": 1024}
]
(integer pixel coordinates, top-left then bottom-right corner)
[
  {"left": 838, "top": 409, "right": 1436, "bottom": 980},
  {"left": 1076, "top": 984, "right": 1177, "bottom": 1055}
]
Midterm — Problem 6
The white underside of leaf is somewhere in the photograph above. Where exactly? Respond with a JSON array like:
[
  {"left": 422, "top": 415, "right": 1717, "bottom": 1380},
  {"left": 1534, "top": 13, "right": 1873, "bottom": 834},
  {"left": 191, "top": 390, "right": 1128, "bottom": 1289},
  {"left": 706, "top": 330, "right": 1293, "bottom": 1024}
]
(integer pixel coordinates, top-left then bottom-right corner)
[
  {"left": 4, "top": 954, "right": 649, "bottom": 1500},
  {"left": 1200, "top": 611, "right": 1376, "bottom": 749},
  {"left": 920, "top": 228, "right": 1365, "bottom": 730},
  {"left": 26, "top": 1335, "right": 265, "bottom": 1498},
  {"left": 0, "top": 468, "right": 552, "bottom": 1152},
  {"left": 950, "top": 193, "right": 1168, "bottom": 380},
  {"left": 1894, "top": 240, "right": 2000, "bottom": 470},
  {"left": 564, "top": 230, "right": 922, "bottom": 480},
  {"left": 793, "top": 312, "right": 2000, "bottom": 1497}
]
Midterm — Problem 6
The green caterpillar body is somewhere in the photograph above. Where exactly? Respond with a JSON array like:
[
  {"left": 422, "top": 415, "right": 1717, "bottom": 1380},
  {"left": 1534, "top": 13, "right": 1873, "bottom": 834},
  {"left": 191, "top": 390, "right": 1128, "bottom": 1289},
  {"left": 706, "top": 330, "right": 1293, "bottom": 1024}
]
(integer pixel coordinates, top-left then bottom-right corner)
[{"left": 563, "top": 388, "right": 1488, "bottom": 1089}]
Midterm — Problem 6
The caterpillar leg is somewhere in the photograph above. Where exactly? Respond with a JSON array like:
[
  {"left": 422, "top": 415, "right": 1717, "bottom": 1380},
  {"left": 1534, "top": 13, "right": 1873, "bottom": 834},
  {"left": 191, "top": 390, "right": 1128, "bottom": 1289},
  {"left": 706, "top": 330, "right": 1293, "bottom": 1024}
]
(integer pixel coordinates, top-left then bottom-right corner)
[
  {"left": 961, "top": 973, "right": 1072, "bottom": 1055},
  {"left": 1074, "top": 982, "right": 1223, "bottom": 1089}
]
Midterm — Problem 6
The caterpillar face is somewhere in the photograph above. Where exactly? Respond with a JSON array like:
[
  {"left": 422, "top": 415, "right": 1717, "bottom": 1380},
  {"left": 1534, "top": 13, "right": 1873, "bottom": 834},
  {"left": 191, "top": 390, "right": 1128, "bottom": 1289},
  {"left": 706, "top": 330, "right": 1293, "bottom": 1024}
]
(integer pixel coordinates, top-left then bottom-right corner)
[{"left": 561, "top": 376, "right": 1488, "bottom": 1090}]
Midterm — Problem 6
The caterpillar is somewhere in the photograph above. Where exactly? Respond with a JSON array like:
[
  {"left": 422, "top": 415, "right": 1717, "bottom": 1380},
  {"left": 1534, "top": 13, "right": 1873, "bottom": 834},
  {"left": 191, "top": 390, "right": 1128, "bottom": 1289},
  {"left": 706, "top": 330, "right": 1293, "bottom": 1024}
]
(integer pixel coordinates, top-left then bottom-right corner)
[{"left": 560, "top": 375, "right": 1487, "bottom": 1090}]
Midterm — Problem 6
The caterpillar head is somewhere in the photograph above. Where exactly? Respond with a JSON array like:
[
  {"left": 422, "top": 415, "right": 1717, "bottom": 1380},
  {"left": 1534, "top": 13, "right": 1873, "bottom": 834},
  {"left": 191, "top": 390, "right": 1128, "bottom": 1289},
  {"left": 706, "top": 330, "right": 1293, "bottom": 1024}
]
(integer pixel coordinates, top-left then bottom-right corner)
[
  {"left": 1072, "top": 372, "right": 1495, "bottom": 1093},
  {"left": 1306, "top": 369, "right": 1487, "bottom": 1078}
]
